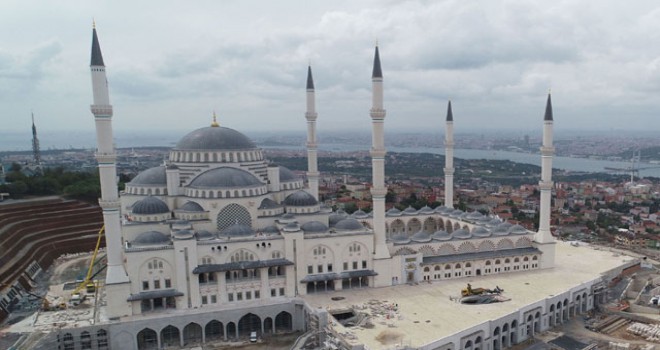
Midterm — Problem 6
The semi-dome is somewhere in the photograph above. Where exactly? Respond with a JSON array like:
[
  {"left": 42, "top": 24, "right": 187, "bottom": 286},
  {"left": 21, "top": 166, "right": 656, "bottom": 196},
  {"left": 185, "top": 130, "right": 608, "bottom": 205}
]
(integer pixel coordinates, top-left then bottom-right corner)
[
  {"left": 258, "top": 198, "right": 281, "bottom": 210},
  {"left": 188, "top": 167, "right": 262, "bottom": 188},
  {"left": 130, "top": 166, "right": 166, "bottom": 185},
  {"left": 301, "top": 221, "right": 329, "bottom": 233},
  {"left": 334, "top": 218, "right": 363, "bottom": 231},
  {"left": 220, "top": 223, "right": 254, "bottom": 237},
  {"left": 175, "top": 126, "right": 256, "bottom": 150},
  {"left": 282, "top": 222, "right": 300, "bottom": 232},
  {"left": 132, "top": 196, "right": 170, "bottom": 215},
  {"left": 284, "top": 190, "right": 318, "bottom": 206},
  {"left": 411, "top": 230, "right": 432, "bottom": 243},
  {"left": 279, "top": 166, "right": 299, "bottom": 182},
  {"left": 180, "top": 201, "right": 204, "bottom": 212},
  {"left": 261, "top": 225, "right": 280, "bottom": 235},
  {"left": 132, "top": 231, "right": 170, "bottom": 246}
]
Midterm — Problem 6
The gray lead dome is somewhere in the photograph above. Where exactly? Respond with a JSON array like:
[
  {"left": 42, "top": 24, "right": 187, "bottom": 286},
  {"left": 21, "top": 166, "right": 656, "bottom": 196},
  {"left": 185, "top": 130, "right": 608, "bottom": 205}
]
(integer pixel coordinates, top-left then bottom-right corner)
[
  {"left": 129, "top": 166, "right": 167, "bottom": 185},
  {"left": 175, "top": 126, "right": 256, "bottom": 150},
  {"left": 284, "top": 190, "right": 318, "bottom": 206},
  {"left": 189, "top": 167, "right": 262, "bottom": 188},
  {"left": 132, "top": 196, "right": 170, "bottom": 215},
  {"left": 132, "top": 231, "right": 170, "bottom": 246}
]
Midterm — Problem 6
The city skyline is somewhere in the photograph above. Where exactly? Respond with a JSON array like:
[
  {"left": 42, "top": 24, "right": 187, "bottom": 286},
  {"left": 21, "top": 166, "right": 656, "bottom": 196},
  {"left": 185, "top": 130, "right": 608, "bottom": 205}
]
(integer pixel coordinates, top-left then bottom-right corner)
[{"left": 1, "top": 1, "right": 660, "bottom": 133}]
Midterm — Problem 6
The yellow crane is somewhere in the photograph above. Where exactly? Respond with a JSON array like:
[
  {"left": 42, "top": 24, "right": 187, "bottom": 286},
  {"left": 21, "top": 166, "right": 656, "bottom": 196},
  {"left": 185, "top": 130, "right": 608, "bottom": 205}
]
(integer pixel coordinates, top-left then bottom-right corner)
[{"left": 70, "top": 225, "right": 105, "bottom": 303}]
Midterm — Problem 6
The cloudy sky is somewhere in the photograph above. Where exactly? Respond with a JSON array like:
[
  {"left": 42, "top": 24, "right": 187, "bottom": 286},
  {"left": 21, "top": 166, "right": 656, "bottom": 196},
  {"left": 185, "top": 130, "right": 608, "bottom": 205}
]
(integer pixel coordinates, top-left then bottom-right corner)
[{"left": 1, "top": 0, "right": 659, "bottom": 136}]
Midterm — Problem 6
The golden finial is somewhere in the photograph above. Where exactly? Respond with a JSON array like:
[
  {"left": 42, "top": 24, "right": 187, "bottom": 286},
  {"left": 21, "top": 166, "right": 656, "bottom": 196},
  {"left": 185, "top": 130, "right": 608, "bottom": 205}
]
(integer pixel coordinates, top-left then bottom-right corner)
[
  {"left": 375, "top": 39, "right": 379, "bottom": 47},
  {"left": 211, "top": 111, "right": 220, "bottom": 127},
  {"left": 93, "top": 18, "right": 96, "bottom": 29},
  {"left": 548, "top": 88, "right": 552, "bottom": 94}
]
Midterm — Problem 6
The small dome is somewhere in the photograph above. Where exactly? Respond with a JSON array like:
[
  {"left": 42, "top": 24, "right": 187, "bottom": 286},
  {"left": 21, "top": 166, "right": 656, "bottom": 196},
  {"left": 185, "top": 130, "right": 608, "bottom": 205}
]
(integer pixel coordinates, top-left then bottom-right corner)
[
  {"left": 284, "top": 190, "right": 318, "bottom": 206},
  {"left": 282, "top": 222, "right": 300, "bottom": 232},
  {"left": 411, "top": 230, "right": 432, "bottom": 243},
  {"left": 451, "top": 228, "right": 471, "bottom": 239},
  {"left": 132, "top": 196, "right": 170, "bottom": 215},
  {"left": 301, "top": 221, "right": 329, "bottom": 233},
  {"left": 334, "top": 218, "right": 363, "bottom": 231},
  {"left": 487, "top": 218, "right": 503, "bottom": 227},
  {"left": 279, "top": 166, "right": 299, "bottom": 182},
  {"left": 403, "top": 206, "right": 418, "bottom": 215},
  {"left": 509, "top": 224, "right": 527, "bottom": 235},
  {"left": 130, "top": 166, "right": 167, "bottom": 186},
  {"left": 449, "top": 209, "right": 463, "bottom": 218},
  {"left": 432, "top": 230, "right": 451, "bottom": 241},
  {"left": 386, "top": 208, "right": 402, "bottom": 217},
  {"left": 196, "top": 230, "right": 215, "bottom": 241},
  {"left": 472, "top": 227, "right": 491, "bottom": 238},
  {"left": 132, "top": 231, "right": 170, "bottom": 246},
  {"left": 391, "top": 233, "right": 411, "bottom": 245},
  {"left": 258, "top": 198, "right": 281, "bottom": 209},
  {"left": 175, "top": 126, "right": 256, "bottom": 151},
  {"left": 435, "top": 206, "right": 452, "bottom": 214},
  {"left": 467, "top": 211, "right": 484, "bottom": 220},
  {"left": 180, "top": 201, "right": 204, "bottom": 212},
  {"left": 329, "top": 212, "right": 349, "bottom": 227},
  {"left": 220, "top": 223, "right": 254, "bottom": 237},
  {"left": 173, "top": 229, "right": 195, "bottom": 240},
  {"left": 261, "top": 225, "right": 280, "bottom": 234},
  {"left": 189, "top": 167, "right": 262, "bottom": 188},
  {"left": 351, "top": 209, "right": 368, "bottom": 219},
  {"left": 419, "top": 206, "right": 434, "bottom": 214},
  {"left": 493, "top": 223, "right": 511, "bottom": 236},
  {"left": 171, "top": 220, "right": 191, "bottom": 230}
]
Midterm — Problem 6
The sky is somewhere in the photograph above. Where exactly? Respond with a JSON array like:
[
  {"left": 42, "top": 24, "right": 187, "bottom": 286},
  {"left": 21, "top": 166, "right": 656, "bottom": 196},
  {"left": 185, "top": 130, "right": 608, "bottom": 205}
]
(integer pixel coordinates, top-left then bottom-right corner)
[{"left": 1, "top": 0, "right": 660, "bottom": 136}]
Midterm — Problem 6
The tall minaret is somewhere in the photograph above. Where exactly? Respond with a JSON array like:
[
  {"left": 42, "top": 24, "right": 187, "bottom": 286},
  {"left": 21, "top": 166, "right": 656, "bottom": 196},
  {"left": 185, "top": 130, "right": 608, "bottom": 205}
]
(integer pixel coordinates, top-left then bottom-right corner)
[
  {"left": 535, "top": 93, "right": 556, "bottom": 268},
  {"left": 89, "top": 24, "right": 130, "bottom": 296},
  {"left": 31, "top": 112, "right": 41, "bottom": 167},
  {"left": 305, "top": 66, "right": 320, "bottom": 200},
  {"left": 444, "top": 101, "right": 454, "bottom": 208},
  {"left": 369, "top": 46, "right": 389, "bottom": 260}
]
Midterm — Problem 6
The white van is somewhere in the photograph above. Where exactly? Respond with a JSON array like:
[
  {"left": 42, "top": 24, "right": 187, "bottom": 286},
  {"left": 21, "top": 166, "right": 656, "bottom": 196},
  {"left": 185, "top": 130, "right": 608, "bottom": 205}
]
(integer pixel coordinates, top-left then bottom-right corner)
[{"left": 250, "top": 331, "right": 258, "bottom": 343}]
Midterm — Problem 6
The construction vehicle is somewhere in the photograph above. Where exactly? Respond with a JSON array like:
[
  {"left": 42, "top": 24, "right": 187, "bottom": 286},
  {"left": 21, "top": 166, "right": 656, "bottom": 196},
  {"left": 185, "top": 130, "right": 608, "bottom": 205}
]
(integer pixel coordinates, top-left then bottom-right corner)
[
  {"left": 70, "top": 225, "right": 107, "bottom": 305},
  {"left": 461, "top": 283, "right": 503, "bottom": 297}
]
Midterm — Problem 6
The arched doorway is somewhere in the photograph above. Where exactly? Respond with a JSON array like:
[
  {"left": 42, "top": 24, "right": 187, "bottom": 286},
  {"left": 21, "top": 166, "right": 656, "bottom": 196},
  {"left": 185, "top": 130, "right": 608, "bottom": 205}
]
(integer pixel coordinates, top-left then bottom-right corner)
[
  {"left": 205, "top": 320, "right": 224, "bottom": 341},
  {"left": 160, "top": 325, "right": 180, "bottom": 348},
  {"left": 238, "top": 313, "right": 262, "bottom": 338},
  {"left": 264, "top": 317, "right": 274, "bottom": 334},
  {"left": 137, "top": 328, "right": 158, "bottom": 350},
  {"left": 183, "top": 322, "right": 202, "bottom": 346},
  {"left": 226, "top": 322, "right": 237, "bottom": 340},
  {"left": 275, "top": 311, "right": 293, "bottom": 332}
]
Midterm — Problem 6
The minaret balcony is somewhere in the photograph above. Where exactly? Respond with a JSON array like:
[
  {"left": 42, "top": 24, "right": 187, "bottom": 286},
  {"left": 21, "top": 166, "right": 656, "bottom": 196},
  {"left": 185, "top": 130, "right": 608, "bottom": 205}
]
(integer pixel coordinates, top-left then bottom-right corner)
[
  {"left": 370, "top": 187, "right": 388, "bottom": 197},
  {"left": 443, "top": 168, "right": 455, "bottom": 175},
  {"left": 306, "top": 142, "right": 318, "bottom": 149},
  {"left": 538, "top": 181, "right": 554, "bottom": 190},
  {"left": 95, "top": 152, "right": 117, "bottom": 163},
  {"left": 91, "top": 105, "right": 113, "bottom": 116},
  {"left": 305, "top": 112, "right": 318, "bottom": 120},
  {"left": 370, "top": 109, "right": 386, "bottom": 119},
  {"left": 370, "top": 148, "right": 386, "bottom": 158},
  {"left": 99, "top": 199, "right": 121, "bottom": 209},
  {"left": 444, "top": 141, "right": 455, "bottom": 147},
  {"left": 540, "top": 146, "right": 555, "bottom": 156}
]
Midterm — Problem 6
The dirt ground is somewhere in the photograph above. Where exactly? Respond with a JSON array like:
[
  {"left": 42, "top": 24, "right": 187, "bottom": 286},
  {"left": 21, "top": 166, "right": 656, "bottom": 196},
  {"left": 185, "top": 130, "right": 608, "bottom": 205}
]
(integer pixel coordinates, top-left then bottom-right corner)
[
  {"left": 557, "top": 318, "right": 655, "bottom": 347},
  {"left": 204, "top": 332, "right": 302, "bottom": 349}
]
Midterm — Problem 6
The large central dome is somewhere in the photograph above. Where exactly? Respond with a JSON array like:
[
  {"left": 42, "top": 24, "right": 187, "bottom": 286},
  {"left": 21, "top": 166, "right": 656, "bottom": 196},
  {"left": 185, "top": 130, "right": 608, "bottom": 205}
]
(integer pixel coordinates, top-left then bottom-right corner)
[{"left": 175, "top": 126, "right": 256, "bottom": 150}]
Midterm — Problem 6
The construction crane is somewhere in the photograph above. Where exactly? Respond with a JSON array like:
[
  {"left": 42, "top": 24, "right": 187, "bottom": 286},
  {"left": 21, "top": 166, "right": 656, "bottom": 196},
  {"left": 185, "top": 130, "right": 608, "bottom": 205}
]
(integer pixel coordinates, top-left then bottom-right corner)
[{"left": 70, "top": 225, "right": 106, "bottom": 304}]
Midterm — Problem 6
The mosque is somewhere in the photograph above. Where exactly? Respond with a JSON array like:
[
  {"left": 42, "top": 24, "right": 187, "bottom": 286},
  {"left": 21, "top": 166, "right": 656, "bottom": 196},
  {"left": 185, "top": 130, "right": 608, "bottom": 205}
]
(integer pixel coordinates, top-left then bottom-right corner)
[{"left": 50, "top": 26, "right": 628, "bottom": 350}]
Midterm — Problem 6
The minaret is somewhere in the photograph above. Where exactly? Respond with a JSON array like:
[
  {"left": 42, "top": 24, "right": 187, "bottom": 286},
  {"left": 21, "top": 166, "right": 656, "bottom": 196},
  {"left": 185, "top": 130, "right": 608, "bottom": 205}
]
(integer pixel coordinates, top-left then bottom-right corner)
[
  {"left": 305, "top": 66, "right": 320, "bottom": 200},
  {"left": 89, "top": 24, "right": 130, "bottom": 297},
  {"left": 369, "top": 46, "right": 390, "bottom": 260},
  {"left": 535, "top": 93, "right": 556, "bottom": 268},
  {"left": 444, "top": 101, "right": 454, "bottom": 208},
  {"left": 31, "top": 112, "right": 42, "bottom": 167}
]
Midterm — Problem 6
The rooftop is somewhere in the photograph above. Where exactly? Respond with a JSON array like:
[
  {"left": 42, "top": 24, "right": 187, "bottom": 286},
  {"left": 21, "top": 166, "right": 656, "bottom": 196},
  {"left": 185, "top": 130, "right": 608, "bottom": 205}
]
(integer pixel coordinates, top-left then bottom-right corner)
[{"left": 301, "top": 242, "right": 635, "bottom": 349}]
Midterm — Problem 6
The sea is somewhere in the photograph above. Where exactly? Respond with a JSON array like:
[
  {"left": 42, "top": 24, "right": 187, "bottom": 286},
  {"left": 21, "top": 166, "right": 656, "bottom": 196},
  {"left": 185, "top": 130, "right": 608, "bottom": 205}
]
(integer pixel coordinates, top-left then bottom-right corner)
[{"left": 1, "top": 130, "right": 658, "bottom": 178}]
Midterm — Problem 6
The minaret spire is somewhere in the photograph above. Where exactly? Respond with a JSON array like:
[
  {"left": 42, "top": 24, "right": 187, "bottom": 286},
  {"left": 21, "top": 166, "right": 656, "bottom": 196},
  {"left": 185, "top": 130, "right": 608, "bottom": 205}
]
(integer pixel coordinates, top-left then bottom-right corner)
[
  {"left": 305, "top": 65, "right": 319, "bottom": 200},
  {"left": 211, "top": 111, "right": 220, "bottom": 127},
  {"left": 31, "top": 111, "right": 42, "bottom": 167},
  {"left": 535, "top": 92, "right": 556, "bottom": 268},
  {"left": 89, "top": 24, "right": 130, "bottom": 318},
  {"left": 444, "top": 101, "right": 454, "bottom": 208},
  {"left": 369, "top": 45, "right": 389, "bottom": 261}
]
